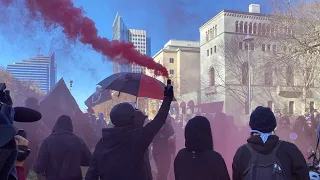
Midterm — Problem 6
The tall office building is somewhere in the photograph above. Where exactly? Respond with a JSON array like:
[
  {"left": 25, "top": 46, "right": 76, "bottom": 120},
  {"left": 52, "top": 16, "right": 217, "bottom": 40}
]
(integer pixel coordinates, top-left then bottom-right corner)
[
  {"left": 6, "top": 53, "right": 57, "bottom": 92},
  {"left": 112, "top": 13, "right": 151, "bottom": 74}
]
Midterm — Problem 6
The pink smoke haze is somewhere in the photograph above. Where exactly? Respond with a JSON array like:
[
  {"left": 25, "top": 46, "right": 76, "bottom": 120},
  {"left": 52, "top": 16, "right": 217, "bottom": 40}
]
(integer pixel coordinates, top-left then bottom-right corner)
[{"left": 0, "top": 0, "right": 168, "bottom": 77}]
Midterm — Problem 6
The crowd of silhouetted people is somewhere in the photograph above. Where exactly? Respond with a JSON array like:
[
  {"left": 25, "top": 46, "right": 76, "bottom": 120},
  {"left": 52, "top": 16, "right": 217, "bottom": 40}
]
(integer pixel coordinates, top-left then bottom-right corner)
[{"left": 1, "top": 85, "right": 315, "bottom": 180}]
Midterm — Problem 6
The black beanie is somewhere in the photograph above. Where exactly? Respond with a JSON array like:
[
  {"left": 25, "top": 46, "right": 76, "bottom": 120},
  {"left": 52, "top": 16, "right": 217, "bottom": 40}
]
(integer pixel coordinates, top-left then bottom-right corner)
[
  {"left": 249, "top": 106, "right": 277, "bottom": 133},
  {"left": 110, "top": 103, "right": 135, "bottom": 127}
]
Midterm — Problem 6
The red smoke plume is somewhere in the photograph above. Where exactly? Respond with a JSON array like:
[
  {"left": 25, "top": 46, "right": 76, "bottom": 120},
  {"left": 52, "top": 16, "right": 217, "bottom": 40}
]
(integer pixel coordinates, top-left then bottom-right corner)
[{"left": 1, "top": 0, "right": 168, "bottom": 77}]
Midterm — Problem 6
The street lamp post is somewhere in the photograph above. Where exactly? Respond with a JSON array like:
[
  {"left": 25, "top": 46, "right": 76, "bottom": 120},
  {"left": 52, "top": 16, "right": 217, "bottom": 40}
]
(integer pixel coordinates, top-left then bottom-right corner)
[{"left": 243, "top": 35, "right": 254, "bottom": 113}]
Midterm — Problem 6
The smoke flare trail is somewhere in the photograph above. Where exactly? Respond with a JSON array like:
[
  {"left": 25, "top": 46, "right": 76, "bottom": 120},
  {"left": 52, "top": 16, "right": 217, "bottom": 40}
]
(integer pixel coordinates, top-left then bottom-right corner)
[{"left": 1, "top": 0, "right": 168, "bottom": 77}]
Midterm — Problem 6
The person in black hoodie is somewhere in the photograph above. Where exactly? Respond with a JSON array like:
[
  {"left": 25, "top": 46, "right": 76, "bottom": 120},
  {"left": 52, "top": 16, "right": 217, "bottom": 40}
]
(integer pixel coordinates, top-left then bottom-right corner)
[
  {"left": 33, "top": 115, "right": 92, "bottom": 180},
  {"left": 85, "top": 86, "right": 173, "bottom": 180},
  {"left": 232, "top": 106, "right": 309, "bottom": 180},
  {"left": 174, "top": 116, "right": 230, "bottom": 180},
  {"left": 152, "top": 116, "right": 175, "bottom": 180}
]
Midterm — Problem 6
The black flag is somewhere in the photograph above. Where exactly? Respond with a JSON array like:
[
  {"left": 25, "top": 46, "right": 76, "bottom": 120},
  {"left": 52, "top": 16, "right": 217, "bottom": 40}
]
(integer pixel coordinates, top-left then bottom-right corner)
[{"left": 85, "top": 87, "right": 112, "bottom": 108}]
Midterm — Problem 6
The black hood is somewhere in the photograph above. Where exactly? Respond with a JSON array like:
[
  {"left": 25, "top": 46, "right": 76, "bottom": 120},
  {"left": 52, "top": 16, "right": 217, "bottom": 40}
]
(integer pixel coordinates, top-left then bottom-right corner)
[
  {"left": 52, "top": 115, "right": 73, "bottom": 133},
  {"left": 247, "top": 135, "right": 280, "bottom": 154},
  {"left": 185, "top": 116, "right": 213, "bottom": 151},
  {"left": 101, "top": 127, "right": 133, "bottom": 149}
]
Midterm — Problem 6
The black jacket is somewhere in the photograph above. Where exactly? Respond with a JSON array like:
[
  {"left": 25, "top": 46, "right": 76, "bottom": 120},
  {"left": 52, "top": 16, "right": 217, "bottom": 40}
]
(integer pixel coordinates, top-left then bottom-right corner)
[
  {"left": 232, "top": 135, "right": 309, "bottom": 180},
  {"left": 34, "top": 116, "right": 92, "bottom": 180},
  {"left": 174, "top": 116, "right": 230, "bottom": 180},
  {"left": 0, "top": 139, "right": 18, "bottom": 180},
  {"left": 85, "top": 97, "right": 171, "bottom": 180}
]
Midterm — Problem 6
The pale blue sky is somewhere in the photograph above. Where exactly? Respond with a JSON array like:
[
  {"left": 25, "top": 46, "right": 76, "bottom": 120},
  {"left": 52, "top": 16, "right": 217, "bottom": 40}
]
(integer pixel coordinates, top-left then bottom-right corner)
[{"left": 0, "top": 0, "right": 269, "bottom": 110}]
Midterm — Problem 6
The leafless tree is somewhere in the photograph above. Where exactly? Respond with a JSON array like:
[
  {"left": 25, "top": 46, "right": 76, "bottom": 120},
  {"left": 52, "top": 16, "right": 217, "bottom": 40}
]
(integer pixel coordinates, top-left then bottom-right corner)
[{"left": 203, "top": 35, "right": 281, "bottom": 114}]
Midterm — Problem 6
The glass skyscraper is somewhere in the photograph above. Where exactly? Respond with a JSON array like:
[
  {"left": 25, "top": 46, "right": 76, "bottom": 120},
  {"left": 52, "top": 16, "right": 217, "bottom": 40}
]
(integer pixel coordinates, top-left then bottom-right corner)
[
  {"left": 6, "top": 53, "right": 57, "bottom": 92},
  {"left": 112, "top": 13, "right": 151, "bottom": 74}
]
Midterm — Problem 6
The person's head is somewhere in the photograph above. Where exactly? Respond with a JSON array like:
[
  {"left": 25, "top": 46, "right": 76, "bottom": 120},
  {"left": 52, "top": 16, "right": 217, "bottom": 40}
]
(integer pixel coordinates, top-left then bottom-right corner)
[
  {"left": 110, "top": 102, "right": 138, "bottom": 127},
  {"left": 52, "top": 115, "right": 73, "bottom": 133},
  {"left": 185, "top": 116, "right": 213, "bottom": 151},
  {"left": 249, "top": 106, "right": 277, "bottom": 134},
  {"left": 279, "top": 116, "right": 290, "bottom": 128},
  {"left": 25, "top": 97, "right": 40, "bottom": 111}
]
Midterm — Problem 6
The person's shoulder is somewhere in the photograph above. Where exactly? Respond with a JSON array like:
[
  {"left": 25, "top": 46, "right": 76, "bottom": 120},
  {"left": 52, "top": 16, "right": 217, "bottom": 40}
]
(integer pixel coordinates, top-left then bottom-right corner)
[{"left": 278, "top": 140, "right": 301, "bottom": 152}]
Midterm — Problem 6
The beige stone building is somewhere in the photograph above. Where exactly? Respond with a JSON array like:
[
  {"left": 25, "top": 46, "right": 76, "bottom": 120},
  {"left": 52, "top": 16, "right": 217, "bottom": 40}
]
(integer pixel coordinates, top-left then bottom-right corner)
[
  {"left": 147, "top": 40, "right": 201, "bottom": 118},
  {"left": 199, "top": 4, "right": 320, "bottom": 124}
]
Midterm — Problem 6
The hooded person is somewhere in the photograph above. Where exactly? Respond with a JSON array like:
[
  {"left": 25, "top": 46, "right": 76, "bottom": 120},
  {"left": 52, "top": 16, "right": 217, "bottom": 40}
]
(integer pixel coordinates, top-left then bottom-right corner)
[
  {"left": 85, "top": 86, "right": 174, "bottom": 180},
  {"left": 174, "top": 116, "right": 230, "bottom": 180},
  {"left": 232, "top": 106, "right": 309, "bottom": 180},
  {"left": 33, "top": 115, "right": 92, "bottom": 180},
  {"left": 152, "top": 116, "right": 175, "bottom": 180},
  {"left": 275, "top": 116, "right": 291, "bottom": 142}
]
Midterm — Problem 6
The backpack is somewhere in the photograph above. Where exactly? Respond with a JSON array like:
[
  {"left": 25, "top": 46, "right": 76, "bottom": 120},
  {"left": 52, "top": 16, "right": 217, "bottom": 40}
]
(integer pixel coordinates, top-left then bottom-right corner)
[{"left": 244, "top": 141, "right": 287, "bottom": 180}]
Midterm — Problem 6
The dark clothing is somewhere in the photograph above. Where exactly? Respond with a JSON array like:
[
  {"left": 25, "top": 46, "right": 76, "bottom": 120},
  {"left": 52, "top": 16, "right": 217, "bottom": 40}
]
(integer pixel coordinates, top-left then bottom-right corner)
[
  {"left": 174, "top": 116, "right": 230, "bottom": 180},
  {"left": 232, "top": 135, "right": 309, "bottom": 180},
  {"left": 152, "top": 120, "right": 175, "bottom": 180},
  {"left": 34, "top": 116, "right": 92, "bottom": 180},
  {"left": 0, "top": 139, "right": 18, "bottom": 180},
  {"left": 174, "top": 149, "right": 230, "bottom": 180},
  {"left": 85, "top": 98, "right": 171, "bottom": 180},
  {"left": 144, "top": 150, "right": 153, "bottom": 180}
]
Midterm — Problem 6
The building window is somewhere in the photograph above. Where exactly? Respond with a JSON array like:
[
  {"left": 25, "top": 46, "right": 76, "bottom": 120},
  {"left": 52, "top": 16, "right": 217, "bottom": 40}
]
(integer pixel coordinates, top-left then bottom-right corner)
[
  {"left": 245, "top": 43, "right": 249, "bottom": 50},
  {"left": 239, "top": 42, "right": 243, "bottom": 50},
  {"left": 169, "top": 58, "right": 174, "bottom": 63},
  {"left": 258, "top": 23, "right": 262, "bottom": 35},
  {"left": 249, "top": 22, "right": 253, "bottom": 34},
  {"left": 170, "top": 69, "right": 174, "bottom": 75},
  {"left": 207, "top": 49, "right": 209, "bottom": 56},
  {"left": 209, "top": 67, "right": 215, "bottom": 86},
  {"left": 267, "top": 45, "right": 271, "bottom": 51},
  {"left": 262, "top": 24, "right": 266, "bottom": 35},
  {"left": 214, "top": 46, "right": 217, "bottom": 53},
  {"left": 235, "top": 21, "right": 239, "bottom": 32},
  {"left": 286, "top": 66, "right": 294, "bottom": 86},
  {"left": 253, "top": 23, "right": 257, "bottom": 34},
  {"left": 266, "top": 25, "right": 271, "bottom": 36},
  {"left": 250, "top": 43, "right": 254, "bottom": 51},
  {"left": 272, "top": 45, "right": 277, "bottom": 52},
  {"left": 268, "top": 101, "right": 273, "bottom": 110},
  {"left": 264, "top": 63, "right": 273, "bottom": 86},
  {"left": 262, "top": 44, "right": 266, "bottom": 51},
  {"left": 242, "top": 62, "right": 249, "bottom": 85},
  {"left": 210, "top": 48, "right": 213, "bottom": 55},
  {"left": 244, "top": 22, "right": 248, "bottom": 34},
  {"left": 310, "top": 101, "right": 315, "bottom": 112},
  {"left": 215, "top": 25, "right": 217, "bottom": 36},
  {"left": 240, "top": 21, "right": 244, "bottom": 33},
  {"left": 289, "top": 101, "right": 294, "bottom": 114},
  {"left": 210, "top": 28, "right": 213, "bottom": 39},
  {"left": 206, "top": 31, "right": 209, "bottom": 42}
]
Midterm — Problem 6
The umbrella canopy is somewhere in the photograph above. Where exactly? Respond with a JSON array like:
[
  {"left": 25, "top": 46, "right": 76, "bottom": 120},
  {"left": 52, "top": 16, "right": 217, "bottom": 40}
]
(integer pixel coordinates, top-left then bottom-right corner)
[{"left": 98, "top": 73, "right": 174, "bottom": 100}]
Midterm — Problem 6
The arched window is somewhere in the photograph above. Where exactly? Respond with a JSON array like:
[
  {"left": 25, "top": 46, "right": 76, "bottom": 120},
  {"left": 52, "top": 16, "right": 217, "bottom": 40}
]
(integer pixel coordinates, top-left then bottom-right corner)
[
  {"left": 206, "top": 31, "right": 209, "bottom": 42},
  {"left": 213, "top": 27, "right": 215, "bottom": 37},
  {"left": 264, "top": 63, "right": 273, "bottom": 85},
  {"left": 209, "top": 67, "right": 215, "bottom": 86},
  {"left": 253, "top": 23, "right": 257, "bottom": 34},
  {"left": 235, "top": 21, "right": 239, "bottom": 32},
  {"left": 210, "top": 28, "right": 213, "bottom": 39},
  {"left": 244, "top": 22, "right": 248, "bottom": 34},
  {"left": 262, "top": 24, "right": 266, "bottom": 35},
  {"left": 258, "top": 23, "right": 262, "bottom": 35},
  {"left": 249, "top": 22, "right": 253, "bottom": 34},
  {"left": 242, "top": 62, "right": 249, "bottom": 85},
  {"left": 266, "top": 24, "right": 270, "bottom": 36},
  {"left": 270, "top": 25, "right": 274, "bottom": 36},
  {"left": 240, "top": 21, "right": 244, "bottom": 33},
  {"left": 286, "top": 65, "right": 294, "bottom": 85},
  {"left": 215, "top": 25, "right": 217, "bottom": 36}
]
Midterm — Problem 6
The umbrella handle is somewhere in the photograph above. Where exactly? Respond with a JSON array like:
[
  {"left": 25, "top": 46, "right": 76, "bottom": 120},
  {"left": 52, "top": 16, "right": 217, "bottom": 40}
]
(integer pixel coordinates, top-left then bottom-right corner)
[{"left": 117, "top": 91, "right": 121, "bottom": 97}]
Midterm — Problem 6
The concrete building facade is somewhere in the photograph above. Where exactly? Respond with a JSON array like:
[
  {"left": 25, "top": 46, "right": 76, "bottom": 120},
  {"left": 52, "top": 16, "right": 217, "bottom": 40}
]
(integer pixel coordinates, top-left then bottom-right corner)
[
  {"left": 112, "top": 13, "right": 151, "bottom": 74},
  {"left": 200, "top": 4, "right": 320, "bottom": 123}
]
